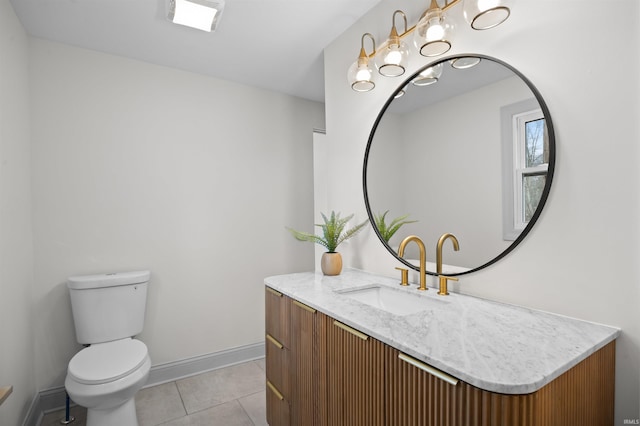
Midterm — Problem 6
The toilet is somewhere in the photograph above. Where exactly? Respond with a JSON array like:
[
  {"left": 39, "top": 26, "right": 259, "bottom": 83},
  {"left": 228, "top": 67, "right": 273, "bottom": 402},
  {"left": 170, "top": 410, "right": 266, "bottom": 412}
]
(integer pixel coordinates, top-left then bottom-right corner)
[{"left": 65, "top": 270, "right": 151, "bottom": 426}]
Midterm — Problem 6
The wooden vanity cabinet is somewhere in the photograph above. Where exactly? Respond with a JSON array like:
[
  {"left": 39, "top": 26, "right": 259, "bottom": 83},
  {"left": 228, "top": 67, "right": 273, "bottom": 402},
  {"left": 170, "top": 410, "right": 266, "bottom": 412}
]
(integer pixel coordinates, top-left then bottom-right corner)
[
  {"left": 385, "top": 342, "right": 615, "bottom": 426},
  {"left": 264, "top": 287, "right": 290, "bottom": 426},
  {"left": 289, "top": 299, "right": 320, "bottom": 425},
  {"left": 319, "top": 313, "right": 385, "bottom": 426},
  {"left": 265, "top": 287, "right": 615, "bottom": 426},
  {"left": 265, "top": 287, "right": 290, "bottom": 348},
  {"left": 385, "top": 346, "right": 537, "bottom": 426},
  {"left": 265, "top": 287, "right": 322, "bottom": 426}
]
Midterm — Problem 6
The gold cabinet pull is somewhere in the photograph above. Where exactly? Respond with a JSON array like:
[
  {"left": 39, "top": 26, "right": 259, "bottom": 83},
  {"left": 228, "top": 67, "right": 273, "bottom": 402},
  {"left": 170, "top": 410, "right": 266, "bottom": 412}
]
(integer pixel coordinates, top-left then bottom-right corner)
[
  {"left": 398, "top": 353, "right": 458, "bottom": 386},
  {"left": 266, "top": 380, "right": 284, "bottom": 401},
  {"left": 0, "top": 386, "right": 13, "bottom": 406},
  {"left": 293, "top": 300, "right": 316, "bottom": 313},
  {"left": 266, "top": 287, "right": 282, "bottom": 297},
  {"left": 266, "top": 334, "right": 283, "bottom": 349},
  {"left": 333, "top": 320, "right": 369, "bottom": 341}
]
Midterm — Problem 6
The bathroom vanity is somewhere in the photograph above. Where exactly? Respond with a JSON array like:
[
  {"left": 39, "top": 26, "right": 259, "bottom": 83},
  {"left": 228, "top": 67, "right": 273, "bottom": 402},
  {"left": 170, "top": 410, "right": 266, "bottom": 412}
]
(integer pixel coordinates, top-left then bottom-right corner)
[{"left": 264, "top": 269, "right": 619, "bottom": 426}]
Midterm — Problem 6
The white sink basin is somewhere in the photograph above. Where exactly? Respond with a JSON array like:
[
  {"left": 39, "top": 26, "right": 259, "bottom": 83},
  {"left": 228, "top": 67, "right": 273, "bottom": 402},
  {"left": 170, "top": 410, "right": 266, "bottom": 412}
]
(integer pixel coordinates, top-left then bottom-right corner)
[{"left": 336, "top": 285, "right": 447, "bottom": 316}]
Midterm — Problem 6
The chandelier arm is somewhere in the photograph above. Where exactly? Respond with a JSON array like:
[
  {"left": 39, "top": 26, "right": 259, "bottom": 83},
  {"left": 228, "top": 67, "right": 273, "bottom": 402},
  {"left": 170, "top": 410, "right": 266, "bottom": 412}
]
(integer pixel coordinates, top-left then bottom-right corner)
[
  {"left": 367, "top": 0, "right": 464, "bottom": 59},
  {"left": 442, "top": 0, "right": 461, "bottom": 11},
  {"left": 392, "top": 10, "right": 408, "bottom": 34},
  {"left": 361, "top": 32, "right": 376, "bottom": 56}
]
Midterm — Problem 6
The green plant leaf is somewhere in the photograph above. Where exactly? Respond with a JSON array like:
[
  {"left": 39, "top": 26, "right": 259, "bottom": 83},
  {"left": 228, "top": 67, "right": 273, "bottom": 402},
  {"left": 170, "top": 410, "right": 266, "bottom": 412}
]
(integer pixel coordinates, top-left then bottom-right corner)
[
  {"left": 286, "top": 211, "right": 369, "bottom": 253},
  {"left": 286, "top": 227, "right": 330, "bottom": 251},
  {"left": 374, "top": 210, "right": 417, "bottom": 242}
]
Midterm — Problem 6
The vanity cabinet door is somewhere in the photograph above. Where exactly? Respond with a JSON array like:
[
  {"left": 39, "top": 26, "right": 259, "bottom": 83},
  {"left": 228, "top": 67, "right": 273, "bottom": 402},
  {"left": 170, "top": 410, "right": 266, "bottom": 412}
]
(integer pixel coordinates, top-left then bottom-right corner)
[
  {"left": 265, "top": 332, "right": 289, "bottom": 405},
  {"left": 265, "top": 286, "right": 290, "bottom": 348},
  {"left": 531, "top": 340, "right": 616, "bottom": 426},
  {"left": 266, "top": 379, "right": 290, "bottom": 426},
  {"left": 289, "top": 299, "right": 319, "bottom": 425},
  {"left": 320, "top": 314, "right": 385, "bottom": 426},
  {"left": 385, "top": 346, "right": 537, "bottom": 426},
  {"left": 384, "top": 342, "right": 616, "bottom": 426},
  {"left": 265, "top": 287, "right": 291, "bottom": 426}
]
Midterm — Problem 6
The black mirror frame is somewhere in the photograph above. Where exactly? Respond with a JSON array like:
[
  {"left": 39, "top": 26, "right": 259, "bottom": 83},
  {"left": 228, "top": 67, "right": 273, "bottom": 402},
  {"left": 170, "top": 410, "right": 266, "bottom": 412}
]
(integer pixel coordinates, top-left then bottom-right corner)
[{"left": 362, "top": 54, "right": 556, "bottom": 276}]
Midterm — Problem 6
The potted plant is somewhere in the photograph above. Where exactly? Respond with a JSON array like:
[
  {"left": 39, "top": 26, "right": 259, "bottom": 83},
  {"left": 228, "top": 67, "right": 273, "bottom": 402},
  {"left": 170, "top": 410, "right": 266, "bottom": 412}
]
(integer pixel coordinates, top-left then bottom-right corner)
[
  {"left": 373, "top": 210, "right": 417, "bottom": 243},
  {"left": 287, "top": 211, "right": 368, "bottom": 275}
]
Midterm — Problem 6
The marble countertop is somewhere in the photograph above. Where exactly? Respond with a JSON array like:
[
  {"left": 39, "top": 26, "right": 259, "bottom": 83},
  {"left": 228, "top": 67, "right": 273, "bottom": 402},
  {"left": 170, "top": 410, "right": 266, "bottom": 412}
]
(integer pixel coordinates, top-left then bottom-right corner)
[{"left": 264, "top": 269, "right": 620, "bottom": 394}]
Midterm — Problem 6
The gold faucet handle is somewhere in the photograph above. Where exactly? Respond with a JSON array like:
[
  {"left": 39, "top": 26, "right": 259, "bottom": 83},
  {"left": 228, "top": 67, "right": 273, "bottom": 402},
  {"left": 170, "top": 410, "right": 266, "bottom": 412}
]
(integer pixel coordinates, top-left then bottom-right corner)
[
  {"left": 395, "top": 267, "right": 409, "bottom": 286},
  {"left": 437, "top": 275, "right": 459, "bottom": 296}
]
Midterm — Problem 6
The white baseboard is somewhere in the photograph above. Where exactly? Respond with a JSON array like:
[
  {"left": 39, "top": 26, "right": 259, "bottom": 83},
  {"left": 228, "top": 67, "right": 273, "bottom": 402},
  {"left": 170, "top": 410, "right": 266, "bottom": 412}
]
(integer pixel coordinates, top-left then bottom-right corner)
[
  {"left": 24, "top": 341, "right": 265, "bottom": 426},
  {"left": 145, "top": 341, "right": 265, "bottom": 387}
]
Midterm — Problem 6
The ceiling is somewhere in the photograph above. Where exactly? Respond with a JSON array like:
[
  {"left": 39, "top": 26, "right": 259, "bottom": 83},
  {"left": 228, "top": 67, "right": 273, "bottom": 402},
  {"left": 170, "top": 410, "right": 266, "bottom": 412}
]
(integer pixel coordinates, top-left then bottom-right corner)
[{"left": 10, "top": 0, "right": 383, "bottom": 103}]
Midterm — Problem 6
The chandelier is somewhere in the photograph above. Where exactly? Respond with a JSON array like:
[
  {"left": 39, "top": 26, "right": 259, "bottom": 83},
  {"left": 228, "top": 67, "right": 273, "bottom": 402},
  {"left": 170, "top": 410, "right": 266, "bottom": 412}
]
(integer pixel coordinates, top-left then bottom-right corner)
[{"left": 348, "top": 0, "right": 511, "bottom": 92}]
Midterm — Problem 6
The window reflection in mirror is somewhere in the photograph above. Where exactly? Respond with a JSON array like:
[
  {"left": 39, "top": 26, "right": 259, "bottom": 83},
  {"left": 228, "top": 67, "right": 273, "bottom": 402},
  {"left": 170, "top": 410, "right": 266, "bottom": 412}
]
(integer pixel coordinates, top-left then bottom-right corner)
[{"left": 501, "top": 99, "right": 550, "bottom": 241}]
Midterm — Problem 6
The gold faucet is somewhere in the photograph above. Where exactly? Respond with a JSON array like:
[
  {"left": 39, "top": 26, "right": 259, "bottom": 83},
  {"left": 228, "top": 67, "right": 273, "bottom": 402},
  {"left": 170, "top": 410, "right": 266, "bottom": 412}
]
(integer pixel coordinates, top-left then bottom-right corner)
[
  {"left": 436, "top": 233, "right": 460, "bottom": 295},
  {"left": 398, "top": 235, "right": 428, "bottom": 291}
]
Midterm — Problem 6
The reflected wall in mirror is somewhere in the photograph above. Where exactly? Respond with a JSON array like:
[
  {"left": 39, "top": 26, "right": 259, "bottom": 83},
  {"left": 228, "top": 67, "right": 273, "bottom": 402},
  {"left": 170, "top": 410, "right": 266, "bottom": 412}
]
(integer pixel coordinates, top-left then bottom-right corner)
[{"left": 363, "top": 55, "right": 555, "bottom": 275}]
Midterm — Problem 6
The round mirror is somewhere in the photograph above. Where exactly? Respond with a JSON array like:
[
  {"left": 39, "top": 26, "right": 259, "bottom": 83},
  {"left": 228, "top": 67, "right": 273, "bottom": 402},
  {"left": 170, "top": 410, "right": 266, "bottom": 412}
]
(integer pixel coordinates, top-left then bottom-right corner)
[{"left": 363, "top": 55, "right": 555, "bottom": 276}]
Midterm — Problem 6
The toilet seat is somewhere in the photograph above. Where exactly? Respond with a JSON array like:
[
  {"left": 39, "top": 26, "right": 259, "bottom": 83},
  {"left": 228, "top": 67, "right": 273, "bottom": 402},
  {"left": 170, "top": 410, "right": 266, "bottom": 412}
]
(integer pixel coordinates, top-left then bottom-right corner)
[{"left": 68, "top": 339, "right": 148, "bottom": 385}]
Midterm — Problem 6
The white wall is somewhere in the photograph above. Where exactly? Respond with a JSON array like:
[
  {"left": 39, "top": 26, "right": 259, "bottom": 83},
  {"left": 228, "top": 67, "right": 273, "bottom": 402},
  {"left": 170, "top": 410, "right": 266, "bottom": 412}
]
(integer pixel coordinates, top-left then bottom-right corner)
[
  {"left": 325, "top": 0, "right": 640, "bottom": 421},
  {"left": 28, "top": 39, "right": 324, "bottom": 390},
  {"left": 0, "top": 1, "right": 36, "bottom": 424}
]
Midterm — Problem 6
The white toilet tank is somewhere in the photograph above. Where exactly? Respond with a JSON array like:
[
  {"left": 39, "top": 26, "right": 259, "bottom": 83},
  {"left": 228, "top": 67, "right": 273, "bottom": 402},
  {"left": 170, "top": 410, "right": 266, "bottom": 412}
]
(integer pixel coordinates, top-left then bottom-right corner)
[{"left": 68, "top": 270, "right": 150, "bottom": 345}]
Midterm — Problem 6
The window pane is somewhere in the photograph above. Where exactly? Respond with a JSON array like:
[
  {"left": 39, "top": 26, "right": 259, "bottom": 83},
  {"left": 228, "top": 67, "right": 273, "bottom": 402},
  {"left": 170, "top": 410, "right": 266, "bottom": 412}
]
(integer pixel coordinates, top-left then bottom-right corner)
[
  {"left": 525, "top": 119, "right": 545, "bottom": 168},
  {"left": 523, "top": 174, "right": 546, "bottom": 222}
]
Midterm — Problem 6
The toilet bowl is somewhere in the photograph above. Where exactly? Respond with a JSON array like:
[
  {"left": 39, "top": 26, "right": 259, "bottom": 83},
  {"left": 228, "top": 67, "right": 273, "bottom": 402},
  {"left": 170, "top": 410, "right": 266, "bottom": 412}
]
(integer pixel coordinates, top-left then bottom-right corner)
[
  {"left": 65, "top": 338, "right": 151, "bottom": 426},
  {"left": 64, "top": 270, "right": 151, "bottom": 426}
]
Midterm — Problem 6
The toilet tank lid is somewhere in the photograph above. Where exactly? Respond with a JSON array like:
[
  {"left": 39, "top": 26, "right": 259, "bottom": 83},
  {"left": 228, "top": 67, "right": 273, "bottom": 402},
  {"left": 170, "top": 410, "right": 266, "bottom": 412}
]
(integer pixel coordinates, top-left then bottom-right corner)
[{"left": 67, "top": 270, "right": 150, "bottom": 290}]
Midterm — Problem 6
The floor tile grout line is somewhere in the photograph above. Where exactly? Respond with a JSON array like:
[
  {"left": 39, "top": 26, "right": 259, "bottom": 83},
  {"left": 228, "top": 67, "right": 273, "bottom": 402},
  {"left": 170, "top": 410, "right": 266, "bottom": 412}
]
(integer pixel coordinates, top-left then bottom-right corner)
[
  {"left": 155, "top": 398, "right": 253, "bottom": 425},
  {"left": 148, "top": 381, "right": 189, "bottom": 426},
  {"left": 173, "top": 392, "right": 265, "bottom": 418},
  {"left": 172, "top": 380, "right": 188, "bottom": 416},
  {"left": 172, "top": 361, "right": 266, "bottom": 417},
  {"left": 237, "top": 396, "right": 258, "bottom": 426},
  {"left": 237, "top": 389, "right": 268, "bottom": 426},
  {"left": 161, "top": 381, "right": 266, "bottom": 424}
]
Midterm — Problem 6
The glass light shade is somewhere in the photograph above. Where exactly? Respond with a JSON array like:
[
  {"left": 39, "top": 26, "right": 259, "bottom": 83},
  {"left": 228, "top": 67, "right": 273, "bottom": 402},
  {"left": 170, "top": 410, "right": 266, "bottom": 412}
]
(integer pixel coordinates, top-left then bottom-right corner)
[
  {"left": 376, "top": 39, "right": 409, "bottom": 77},
  {"left": 463, "top": 0, "right": 511, "bottom": 30},
  {"left": 412, "top": 63, "right": 444, "bottom": 86},
  {"left": 414, "top": 8, "right": 452, "bottom": 57},
  {"left": 348, "top": 59, "right": 375, "bottom": 92},
  {"left": 394, "top": 87, "right": 406, "bottom": 98},
  {"left": 450, "top": 57, "right": 482, "bottom": 69}
]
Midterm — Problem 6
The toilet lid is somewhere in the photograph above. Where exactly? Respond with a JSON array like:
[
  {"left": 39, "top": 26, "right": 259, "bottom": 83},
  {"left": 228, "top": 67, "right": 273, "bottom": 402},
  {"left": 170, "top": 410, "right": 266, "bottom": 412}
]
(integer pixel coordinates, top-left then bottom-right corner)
[{"left": 68, "top": 339, "right": 149, "bottom": 385}]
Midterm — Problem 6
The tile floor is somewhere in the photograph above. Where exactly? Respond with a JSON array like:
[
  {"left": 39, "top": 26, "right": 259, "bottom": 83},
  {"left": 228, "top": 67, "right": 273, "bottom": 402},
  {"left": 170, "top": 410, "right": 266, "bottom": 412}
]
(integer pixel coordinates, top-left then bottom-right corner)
[{"left": 40, "top": 359, "right": 267, "bottom": 426}]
